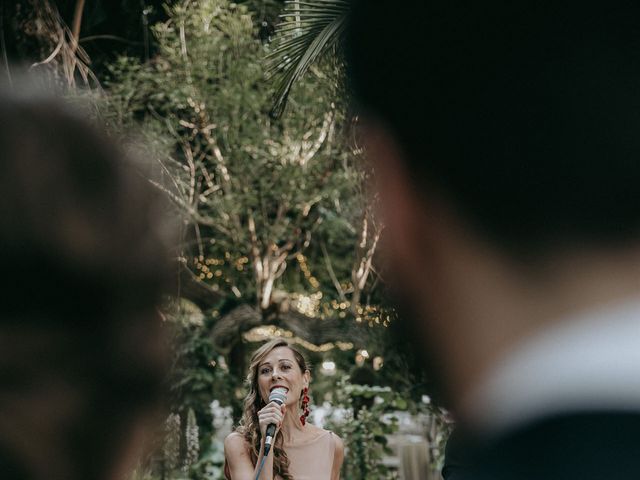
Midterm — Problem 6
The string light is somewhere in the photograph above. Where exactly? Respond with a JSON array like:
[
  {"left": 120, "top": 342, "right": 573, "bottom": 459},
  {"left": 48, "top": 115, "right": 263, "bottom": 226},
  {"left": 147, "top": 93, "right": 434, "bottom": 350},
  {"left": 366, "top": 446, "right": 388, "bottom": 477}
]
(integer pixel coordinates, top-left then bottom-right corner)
[
  {"left": 335, "top": 342, "right": 353, "bottom": 351},
  {"left": 191, "top": 254, "right": 397, "bottom": 329},
  {"left": 296, "top": 253, "right": 320, "bottom": 289},
  {"left": 243, "top": 326, "right": 354, "bottom": 352},
  {"left": 191, "top": 255, "right": 245, "bottom": 296},
  {"left": 352, "top": 304, "right": 397, "bottom": 328},
  {"left": 291, "top": 291, "right": 322, "bottom": 317},
  {"left": 320, "top": 361, "right": 337, "bottom": 375},
  {"left": 373, "top": 356, "right": 384, "bottom": 371}
]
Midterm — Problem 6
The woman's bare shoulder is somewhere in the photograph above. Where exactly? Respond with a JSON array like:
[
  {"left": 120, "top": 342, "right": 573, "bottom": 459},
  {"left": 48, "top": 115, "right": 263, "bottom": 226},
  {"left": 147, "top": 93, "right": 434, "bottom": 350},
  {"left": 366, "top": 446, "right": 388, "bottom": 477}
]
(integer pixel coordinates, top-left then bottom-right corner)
[
  {"left": 306, "top": 424, "right": 326, "bottom": 435},
  {"left": 313, "top": 424, "right": 342, "bottom": 442},
  {"left": 304, "top": 424, "right": 335, "bottom": 441},
  {"left": 224, "top": 431, "right": 249, "bottom": 454},
  {"left": 309, "top": 425, "right": 344, "bottom": 447},
  {"left": 332, "top": 432, "right": 344, "bottom": 452},
  {"left": 329, "top": 430, "right": 344, "bottom": 480}
]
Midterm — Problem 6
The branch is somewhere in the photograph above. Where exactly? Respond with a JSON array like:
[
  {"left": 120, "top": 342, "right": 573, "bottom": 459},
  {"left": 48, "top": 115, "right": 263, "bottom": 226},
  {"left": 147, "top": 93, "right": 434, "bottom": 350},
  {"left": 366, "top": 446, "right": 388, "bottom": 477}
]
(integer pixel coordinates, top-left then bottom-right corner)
[
  {"left": 177, "top": 261, "right": 227, "bottom": 311},
  {"left": 351, "top": 213, "right": 382, "bottom": 310},
  {"left": 321, "top": 240, "right": 347, "bottom": 301},
  {"left": 30, "top": 26, "right": 64, "bottom": 68},
  {"left": 71, "top": 0, "right": 85, "bottom": 55},
  {"left": 300, "top": 111, "right": 333, "bottom": 166}
]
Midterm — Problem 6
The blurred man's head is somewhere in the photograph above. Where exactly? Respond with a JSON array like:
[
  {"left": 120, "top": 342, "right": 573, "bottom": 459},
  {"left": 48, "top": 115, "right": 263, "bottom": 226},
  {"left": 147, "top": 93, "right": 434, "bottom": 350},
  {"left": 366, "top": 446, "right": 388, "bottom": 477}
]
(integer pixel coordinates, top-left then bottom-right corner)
[
  {"left": 0, "top": 87, "right": 173, "bottom": 479},
  {"left": 347, "top": 1, "right": 640, "bottom": 412}
]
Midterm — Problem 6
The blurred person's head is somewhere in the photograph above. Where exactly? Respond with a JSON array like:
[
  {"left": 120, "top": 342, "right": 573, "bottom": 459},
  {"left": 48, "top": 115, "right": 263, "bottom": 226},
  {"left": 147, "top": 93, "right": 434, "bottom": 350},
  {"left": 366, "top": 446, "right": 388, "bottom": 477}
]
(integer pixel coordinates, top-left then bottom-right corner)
[
  {"left": 237, "top": 339, "right": 310, "bottom": 478},
  {"left": 346, "top": 1, "right": 640, "bottom": 414},
  {"left": 0, "top": 84, "right": 173, "bottom": 479}
]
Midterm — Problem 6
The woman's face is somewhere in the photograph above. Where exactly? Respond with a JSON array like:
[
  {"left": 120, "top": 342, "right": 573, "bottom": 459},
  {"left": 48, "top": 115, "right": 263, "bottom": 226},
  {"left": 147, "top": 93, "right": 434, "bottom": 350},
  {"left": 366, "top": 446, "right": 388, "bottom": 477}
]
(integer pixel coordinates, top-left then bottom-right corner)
[{"left": 256, "top": 346, "right": 309, "bottom": 407}]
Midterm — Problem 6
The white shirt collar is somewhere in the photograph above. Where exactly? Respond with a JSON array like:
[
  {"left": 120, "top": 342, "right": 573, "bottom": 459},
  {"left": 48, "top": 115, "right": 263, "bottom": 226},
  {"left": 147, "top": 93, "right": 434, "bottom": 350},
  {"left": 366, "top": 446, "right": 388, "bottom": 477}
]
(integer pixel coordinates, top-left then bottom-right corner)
[{"left": 465, "top": 298, "right": 640, "bottom": 436}]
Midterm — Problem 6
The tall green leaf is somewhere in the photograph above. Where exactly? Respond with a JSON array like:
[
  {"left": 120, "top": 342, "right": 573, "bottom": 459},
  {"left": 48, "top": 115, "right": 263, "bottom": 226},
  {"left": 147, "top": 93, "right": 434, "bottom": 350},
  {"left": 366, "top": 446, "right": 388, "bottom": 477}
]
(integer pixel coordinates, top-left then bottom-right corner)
[{"left": 266, "top": 0, "right": 349, "bottom": 118}]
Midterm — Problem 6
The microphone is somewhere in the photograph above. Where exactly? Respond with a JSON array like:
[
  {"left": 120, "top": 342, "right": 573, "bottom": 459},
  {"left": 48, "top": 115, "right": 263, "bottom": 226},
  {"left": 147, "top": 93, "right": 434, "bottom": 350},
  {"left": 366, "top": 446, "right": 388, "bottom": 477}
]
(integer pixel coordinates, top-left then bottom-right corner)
[{"left": 263, "top": 387, "right": 288, "bottom": 456}]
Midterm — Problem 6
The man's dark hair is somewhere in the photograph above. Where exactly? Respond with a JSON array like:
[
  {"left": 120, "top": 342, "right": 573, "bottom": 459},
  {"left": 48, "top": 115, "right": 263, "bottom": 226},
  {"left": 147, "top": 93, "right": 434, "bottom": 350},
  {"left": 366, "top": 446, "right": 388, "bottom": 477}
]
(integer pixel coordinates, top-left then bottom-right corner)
[
  {"left": 0, "top": 89, "right": 173, "bottom": 479},
  {"left": 346, "top": 1, "right": 640, "bottom": 254}
]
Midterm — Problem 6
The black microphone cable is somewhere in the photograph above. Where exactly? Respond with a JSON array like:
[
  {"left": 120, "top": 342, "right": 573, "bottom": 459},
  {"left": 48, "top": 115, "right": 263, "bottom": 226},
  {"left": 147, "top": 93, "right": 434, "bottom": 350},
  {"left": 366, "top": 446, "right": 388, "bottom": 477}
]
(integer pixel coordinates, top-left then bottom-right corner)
[{"left": 255, "top": 455, "right": 268, "bottom": 480}]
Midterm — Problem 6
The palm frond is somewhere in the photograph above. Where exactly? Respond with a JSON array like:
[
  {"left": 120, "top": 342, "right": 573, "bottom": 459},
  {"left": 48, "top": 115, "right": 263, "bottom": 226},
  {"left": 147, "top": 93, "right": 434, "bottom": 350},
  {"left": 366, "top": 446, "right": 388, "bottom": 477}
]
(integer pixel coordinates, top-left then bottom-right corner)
[{"left": 266, "top": 0, "right": 349, "bottom": 119}]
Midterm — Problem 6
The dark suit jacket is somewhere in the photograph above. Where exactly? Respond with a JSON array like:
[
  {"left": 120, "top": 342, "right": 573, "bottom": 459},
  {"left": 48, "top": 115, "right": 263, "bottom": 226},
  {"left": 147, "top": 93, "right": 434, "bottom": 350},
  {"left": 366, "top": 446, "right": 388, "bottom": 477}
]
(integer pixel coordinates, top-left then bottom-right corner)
[{"left": 443, "top": 411, "right": 640, "bottom": 479}]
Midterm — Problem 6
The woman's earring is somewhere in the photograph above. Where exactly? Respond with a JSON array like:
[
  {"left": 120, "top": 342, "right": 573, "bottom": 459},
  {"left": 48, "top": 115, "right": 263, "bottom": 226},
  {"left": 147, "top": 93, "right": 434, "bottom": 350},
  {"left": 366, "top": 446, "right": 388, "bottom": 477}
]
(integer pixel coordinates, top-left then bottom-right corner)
[{"left": 300, "top": 386, "right": 310, "bottom": 426}]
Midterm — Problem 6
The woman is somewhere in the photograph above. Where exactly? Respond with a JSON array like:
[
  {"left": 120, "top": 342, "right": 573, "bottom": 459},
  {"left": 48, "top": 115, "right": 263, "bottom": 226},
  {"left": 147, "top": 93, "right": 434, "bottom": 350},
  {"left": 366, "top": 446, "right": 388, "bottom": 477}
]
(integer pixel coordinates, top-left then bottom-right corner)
[{"left": 224, "top": 339, "right": 344, "bottom": 479}]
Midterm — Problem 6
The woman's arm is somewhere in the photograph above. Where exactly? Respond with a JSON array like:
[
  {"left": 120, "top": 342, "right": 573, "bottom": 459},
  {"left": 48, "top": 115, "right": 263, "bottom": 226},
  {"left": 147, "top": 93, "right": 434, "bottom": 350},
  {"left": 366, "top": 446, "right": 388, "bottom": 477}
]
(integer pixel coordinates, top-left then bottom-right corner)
[
  {"left": 224, "top": 401, "right": 285, "bottom": 480},
  {"left": 224, "top": 432, "right": 273, "bottom": 480},
  {"left": 330, "top": 433, "right": 344, "bottom": 480},
  {"left": 224, "top": 402, "right": 286, "bottom": 480}
]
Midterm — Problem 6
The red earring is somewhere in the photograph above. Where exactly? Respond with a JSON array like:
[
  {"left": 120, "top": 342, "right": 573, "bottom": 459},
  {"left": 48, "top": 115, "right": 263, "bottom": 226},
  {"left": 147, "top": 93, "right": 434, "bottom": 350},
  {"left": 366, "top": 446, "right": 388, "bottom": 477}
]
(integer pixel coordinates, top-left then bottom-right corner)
[{"left": 300, "top": 386, "right": 310, "bottom": 425}]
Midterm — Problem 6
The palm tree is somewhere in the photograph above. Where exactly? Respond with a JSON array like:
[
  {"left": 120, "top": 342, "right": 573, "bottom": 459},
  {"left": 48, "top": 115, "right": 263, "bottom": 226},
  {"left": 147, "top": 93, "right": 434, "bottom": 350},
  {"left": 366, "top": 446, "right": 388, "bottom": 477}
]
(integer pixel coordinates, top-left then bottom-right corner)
[{"left": 266, "top": 0, "right": 349, "bottom": 118}]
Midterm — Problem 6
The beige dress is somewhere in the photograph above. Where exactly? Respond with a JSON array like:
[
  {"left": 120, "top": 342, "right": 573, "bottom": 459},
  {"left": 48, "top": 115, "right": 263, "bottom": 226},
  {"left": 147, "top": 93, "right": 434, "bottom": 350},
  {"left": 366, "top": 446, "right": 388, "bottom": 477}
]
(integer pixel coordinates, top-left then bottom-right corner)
[
  {"left": 283, "top": 430, "right": 336, "bottom": 480},
  {"left": 224, "top": 429, "right": 337, "bottom": 480}
]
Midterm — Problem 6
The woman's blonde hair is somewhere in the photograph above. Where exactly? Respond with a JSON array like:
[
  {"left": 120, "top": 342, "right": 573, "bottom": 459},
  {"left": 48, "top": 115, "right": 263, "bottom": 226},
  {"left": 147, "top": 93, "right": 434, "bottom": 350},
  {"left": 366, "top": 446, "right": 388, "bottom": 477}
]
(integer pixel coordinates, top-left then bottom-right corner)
[{"left": 236, "top": 339, "right": 310, "bottom": 480}]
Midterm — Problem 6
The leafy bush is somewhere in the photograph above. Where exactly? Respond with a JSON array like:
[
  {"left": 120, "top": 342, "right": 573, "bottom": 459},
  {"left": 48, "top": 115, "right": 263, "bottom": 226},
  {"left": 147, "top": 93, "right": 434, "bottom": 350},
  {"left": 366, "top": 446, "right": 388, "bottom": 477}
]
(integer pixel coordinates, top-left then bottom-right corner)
[{"left": 323, "top": 377, "right": 403, "bottom": 480}]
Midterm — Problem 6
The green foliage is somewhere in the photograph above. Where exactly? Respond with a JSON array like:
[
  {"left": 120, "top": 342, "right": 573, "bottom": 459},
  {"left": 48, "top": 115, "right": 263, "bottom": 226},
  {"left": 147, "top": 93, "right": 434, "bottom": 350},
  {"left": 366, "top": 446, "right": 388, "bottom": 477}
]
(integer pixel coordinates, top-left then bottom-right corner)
[
  {"left": 185, "top": 408, "right": 201, "bottom": 471},
  {"left": 191, "top": 438, "right": 226, "bottom": 480},
  {"left": 324, "top": 377, "right": 404, "bottom": 480},
  {"left": 99, "top": 0, "right": 371, "bottom": 314},
  {"left": 321, "top": 377, "right": 453, "bottom": 480},
  {"left": 165, "top": 301, "right": 237, "bottom": 438},
  {"left": 266, "top": 0, "right": 349, "bottom": 117}
]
